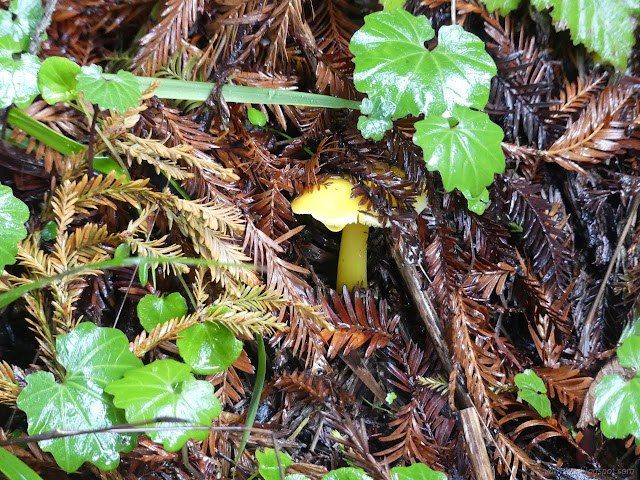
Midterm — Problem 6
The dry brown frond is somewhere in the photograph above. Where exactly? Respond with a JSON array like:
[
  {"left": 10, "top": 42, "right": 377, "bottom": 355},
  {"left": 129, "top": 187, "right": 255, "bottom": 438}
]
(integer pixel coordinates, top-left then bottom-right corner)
[{"left": 0, "top": 361, "right": 23, "bottom": 405}]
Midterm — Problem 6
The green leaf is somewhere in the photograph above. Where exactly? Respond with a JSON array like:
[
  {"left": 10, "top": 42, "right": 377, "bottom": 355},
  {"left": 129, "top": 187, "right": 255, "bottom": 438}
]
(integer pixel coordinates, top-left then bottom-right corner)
[
  {"left": 113, "top": 243, "right": 130, "bottom": 261},
  {"left": 248, "top": 107, "right": 268, "bottom": 127},
  {"left": 0, "top": 53, "right": 40, "bottom": 108},
  {"left": 350, "top": 9, "right": 496, "bottom": 138},
  {"left": 530, "top": 0, "right": 639, "bottom": 70},
  {"left": 620, "top": 314, "right": 640, "bottom": 345},
  {"left": 594, "top": 374, "right": 640, "bottom": 439},
  {"left": 0, "top": 446, "right": 45, "bottom": 480},
  {"left": 138, "top": 292, "right": 188, "bottom": 332},
  {"left": 380, "top": 0, "right": 407, "bottom": 10},
  {"left": 618, "top": 336, "right": 640, "bottom": 370},
  {"left": 514, "top": 369, "right": 552, "bottom": 418},
  {"left": 0, "top": 185, "right": 29, "bottom": 273},
  {"left": 256, "top": 448, "right": 294, "bottom": 480},
  {"left": 176, "top": 322, "right": 242, "bottom": 374},
  {"left": 413, "top": 105, "right": 504, "bottom": 205},
  {"left": 40, "top": 220, "right": 57, "bottom": 242},
  {"left": 16, "top": 323, "right": 142, "bottom": 472},
  {"left": 323, "top": 468, "right": 373, "bottom": 480},
  {"left": 76, "top": 65, "right": 142, "bottom": 112},
  {"left": 104, "top": 359, "right": 222, "bottom": 451},
  {"left": 479, "top": 0, "right": 522, "bottom": 14},
  {"left": 391, "top": 463, "right": 447, "bottom": 480},
  {"left": 38, "top": 56, "right": 81, "bottom": 104},
  {"left": 0, "top": 0, "right": 44, "bottom": 54}
]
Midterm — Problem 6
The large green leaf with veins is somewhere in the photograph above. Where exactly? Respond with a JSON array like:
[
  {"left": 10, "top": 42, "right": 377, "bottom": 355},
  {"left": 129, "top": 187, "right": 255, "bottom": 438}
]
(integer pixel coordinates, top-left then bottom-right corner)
[
  {"left": 76, "top": 64, "right": 142, "bottom": 112},
  {"left": 0, "top": 185, "right": 29, "bottom": 273},
  {"left": 105, "top": 359, "right": 221, "bottom": 451},
  {"left": 0, "top": 0, "right": 44, "bottom": 54},
  {"left": 16, "top": 323, "right": 142, "bottom": 472},
  {"left": 594, "top": 374, "right": 640, "bottom": 439},
  {"left": 0, "top": 53, "right": 40, "bottom": 108},
  {"left": 531, "top": 0, "right": 638, "bottom": 70},
  {"left": 349, "top": 9, "right": 496, "bottom": 139},
  {"left": 413, "top": 105, "right": 504, "bottom": 214}
]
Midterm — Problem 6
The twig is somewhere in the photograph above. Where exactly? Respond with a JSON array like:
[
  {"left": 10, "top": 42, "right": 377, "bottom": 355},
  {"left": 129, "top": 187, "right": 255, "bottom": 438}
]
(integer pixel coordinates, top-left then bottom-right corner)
[
  {"left": 579, "top": 192, "right": 640, "bottom": 357},
  {"left": 28, "top": 0, "right": 58, "bottom": 55},
  {"left": 459, "top": 407, "right": 495, "bottom": 480}
]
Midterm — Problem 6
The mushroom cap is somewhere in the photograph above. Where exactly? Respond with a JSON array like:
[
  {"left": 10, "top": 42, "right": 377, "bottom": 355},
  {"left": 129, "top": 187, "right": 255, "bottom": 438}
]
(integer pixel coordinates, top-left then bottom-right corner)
[{"left": 291, "top": 177, "right": 382, "bottom": 232}]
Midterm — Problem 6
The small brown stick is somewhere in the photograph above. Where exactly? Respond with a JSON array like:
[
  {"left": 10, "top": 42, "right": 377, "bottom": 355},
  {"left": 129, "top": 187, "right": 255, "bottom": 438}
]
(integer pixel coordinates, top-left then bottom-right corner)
[
  {"left": 459, "top": 407, "right": 495, "bottom": 480},
  {"left": 28, "top": 0, "right": 58, "bottom": 55},
  {"left": 578, "top": 192, "right": 640, "bottom": 357}
]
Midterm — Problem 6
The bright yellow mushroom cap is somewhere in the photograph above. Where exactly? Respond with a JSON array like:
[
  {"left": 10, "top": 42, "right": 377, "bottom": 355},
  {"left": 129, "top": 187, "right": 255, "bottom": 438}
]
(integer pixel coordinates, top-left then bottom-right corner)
[{"left": 291, "top": 177, "right": 382, "bottom": 232}]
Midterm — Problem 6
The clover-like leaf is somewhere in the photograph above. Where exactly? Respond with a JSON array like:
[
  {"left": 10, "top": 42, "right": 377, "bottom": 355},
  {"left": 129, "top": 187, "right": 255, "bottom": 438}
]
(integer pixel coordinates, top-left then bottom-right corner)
[
  {"left": 619, "top": 336, "right": 640, "bottom": 370},
  {"left": 176, "top": 322, "right": 242, "bottom": 374},
  {"left": 323, "top": 468, "right": 373, "bottom": 480},
  {"left": 38, "top": 56, "right": 81, "bottom": 104},
  {"left": 514, "top": 369, "right": 552, "bottom": 418},
  {"left": 0, "top": 0, "right": 44, "bottom": 54},
  {"left": 138, "top": 292, "right": 188, "bottom": 332},
  {"left": 105, "top": 359, "right": 221, "bottom": 451},
  {"left": 413, "top": 105, "right": 504, "bottom": 210},
  {"left": 0, "top": 53, "right": 40, "bottom": 108},
  {"left": 594, "top": 374, "right": 640, "bottom": 439},
  {"left": 256, "top": 448, "right": 294, "bottom": 480},
  {"left": 16, "top": 323, "right": 142, "bottom": 472},
  {"left": 531, "top": 0, "right": 639, "bottom": 71},
  {"left": 350, "top": 9, "right": 496, "bottom": 138},
  {"left": 0, "top": 185, "right": 29, "bottom": 273},
  {"left": 76, "top": 64, "right": 142, "bottom": 112},
  {"left": 391, "top": 463, "right": 447, "bottom": 480}
]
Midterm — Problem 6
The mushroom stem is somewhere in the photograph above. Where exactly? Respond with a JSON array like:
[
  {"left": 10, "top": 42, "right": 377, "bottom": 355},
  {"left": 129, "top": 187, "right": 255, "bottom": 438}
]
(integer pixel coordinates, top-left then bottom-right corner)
[{"left": 337, "top": 223, "right": 369, "bottom": 290}]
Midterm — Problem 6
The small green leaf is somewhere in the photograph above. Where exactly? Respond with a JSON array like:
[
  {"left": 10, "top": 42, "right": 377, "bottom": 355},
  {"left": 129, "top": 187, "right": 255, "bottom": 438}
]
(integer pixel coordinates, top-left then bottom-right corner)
[
  {"left": 0, "top": 446, "right": 44, "bottom": 480},
  {"left": 256, "top": 448, "right": 294, "bottom": 480},
  {"left": 413, "top": 105, "right": 505, "bottom": 200},
  {"left": 515, "top": 369, "right": 552, "bottom": 418},
  {"left": 138, "top": 264, "right": 149, "bottom": 286},
  {"left": 350, "top": 9, "right": 496, "bottom": 138},
  {"left": 0, "top": 185, "right": 29, "bottom": 273},
  {"left": 0, "top": 53, "right": 40, "bottom": 108},
  {"left": 618, "top": 336, "right": 640, "bottom": 370},
  {"left": 16, "top": 323, "right": 142, "bottom": 472},
  {"left": 114, "top": 243, "right": 130, "bottom": 261},
  {"left": 380, "top": 0, "right": 407, "bottom": 10},
  {"left": 479, "top": 0, "right": 522, "bottom": 14},
  {"left": 38, "top": 56, "right": 81, "bottom": 104},
  {"left": 357, "top": 97, "right": 395, "bottom": 141},
  {"left": 104, "top": 359, "right": 222, "bottom": 451},
  {"left": 76, "top": 65, "right": 142, "bottom": 112},
  {"left": 138, "top": 292, "right": 188, "bottom": 332},
  {"left": 248, "top": 107, "right": 268, "bottom": 127},
  {"left": 620, "top": 315, "right": 640, "bottom": 346},
  {"left": 176, "top": 322, "right": 242, "bottom": 374},
  {"left": 40, "top": 220, "right": 57, "bottom": 242},
  {"left": 530, "top": 0, "right": 639, "bottom": 70},
  {"left": 594, "top": 374, "right": 640, "bottom": 439},
  {"left": 323, "top": 468, "right": 373, "bottom": 480},
  {"left": 391, "top": 463, "right": 447, "bottom": 480},
  {"left": 385, "top": 391, "right": 397, "bottom": 405},
  {"left": 0, "top": 0, "right": 44, "bottom": 54}
]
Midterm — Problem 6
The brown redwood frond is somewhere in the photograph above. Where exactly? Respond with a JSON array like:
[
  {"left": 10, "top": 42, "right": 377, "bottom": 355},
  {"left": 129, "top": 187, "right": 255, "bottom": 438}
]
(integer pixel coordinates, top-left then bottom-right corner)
[
  {"left": 534, "top": 366, "right": 592, "bottom": 413},
  {"left": 133, "top": 0, "right": 205, "bottom": 76}
]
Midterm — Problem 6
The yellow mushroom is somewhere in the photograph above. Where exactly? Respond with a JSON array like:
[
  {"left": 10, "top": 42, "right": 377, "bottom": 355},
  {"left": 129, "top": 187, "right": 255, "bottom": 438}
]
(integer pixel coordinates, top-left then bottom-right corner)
[{"left": 291, "top": 175, "right": 426, "bottom": 290}]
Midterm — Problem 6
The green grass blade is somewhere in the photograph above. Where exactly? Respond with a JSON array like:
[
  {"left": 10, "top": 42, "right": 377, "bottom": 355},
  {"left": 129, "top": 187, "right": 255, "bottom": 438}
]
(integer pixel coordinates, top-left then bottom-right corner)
[
  {"left": 0, "top": 447, "right": 44, "bottom": 480},
  {"left": 117, "top": 75, "right": 362, "bottom": 110},
  {"left": 7, "top": 108, "right": 83, "bottom": 156}
]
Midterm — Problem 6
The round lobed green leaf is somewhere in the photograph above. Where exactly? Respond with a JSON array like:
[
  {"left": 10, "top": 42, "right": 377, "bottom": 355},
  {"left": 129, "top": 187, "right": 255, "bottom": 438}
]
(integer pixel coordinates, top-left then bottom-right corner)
[
  {"left": 16, "top": 323, "right": 142, "bottom": 472},
  {"left": 38, "top": 56, "right": 81, "bottom": 104},
  {"left": 0, "top": 53, "right": 40, "bottom": 108},
  {"left": 350, "top": 9, "right": 496, "bottom": 138},
  {"left": 0, "top": 0, "right": 44, "bottom": 54},
  {"left": 256, "top": 448, "right": 294, "bottom": 480},
  {"left": 323, "top": 468, "right": 373, "bottom": 480},
  {"left": 0, "top": 185, "right": 29, "bottom": 273},
  {"left": 391, "top": 463, "right": 447, "bottom": 480},
  {"left": 618, "top": 336, "right": 640, "bottom": 370},
  {"left": 104, "top": 359, "right": 222, "bottom": 451},
  {"left": 138, "top": 292, "right": 188, "bottom": 332},
  {"left": 76, "top": 64, "right": 142, "bottom": 112},
  {"left": 480, "top": 0, "right": 522, "bottom": 14},
  {"left": 594, "top": 374, "right": 640, "bottom": 439},
  {"left": 176, "top": 322, "right": 242, "bottom": 374},
  {"left": 413, "top": 105, "right": 505, "bottom": 211}
]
